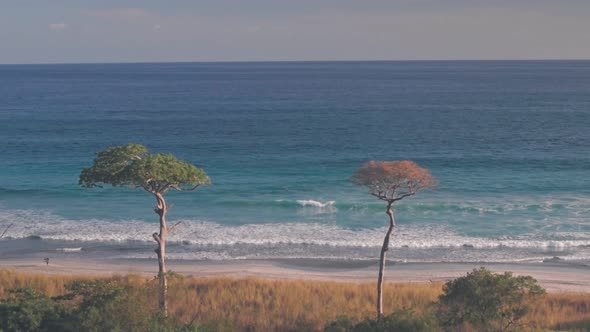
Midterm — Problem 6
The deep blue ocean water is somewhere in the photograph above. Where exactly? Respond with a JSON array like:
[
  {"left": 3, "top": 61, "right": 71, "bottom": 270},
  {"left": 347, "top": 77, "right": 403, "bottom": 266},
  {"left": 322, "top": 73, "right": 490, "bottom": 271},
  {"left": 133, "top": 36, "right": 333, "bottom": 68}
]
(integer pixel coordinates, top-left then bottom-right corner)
[{"left": 1, "top": 61, "right": 590, "bottom": 262}]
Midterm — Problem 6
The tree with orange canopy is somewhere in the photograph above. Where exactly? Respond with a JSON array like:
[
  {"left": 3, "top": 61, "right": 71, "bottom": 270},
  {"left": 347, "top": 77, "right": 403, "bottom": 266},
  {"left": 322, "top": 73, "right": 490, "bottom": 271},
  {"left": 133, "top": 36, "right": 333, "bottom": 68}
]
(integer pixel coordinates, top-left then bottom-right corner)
[{"left": 352, "top": 160, "right": 436, "bottom": 317}]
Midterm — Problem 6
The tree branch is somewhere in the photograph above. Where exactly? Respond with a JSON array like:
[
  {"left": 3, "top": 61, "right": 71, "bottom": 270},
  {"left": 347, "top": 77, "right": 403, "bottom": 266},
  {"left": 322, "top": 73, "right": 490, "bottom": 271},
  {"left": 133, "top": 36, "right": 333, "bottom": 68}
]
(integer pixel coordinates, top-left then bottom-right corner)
[
  {"left": 152, "top": 232, "right": 161, "bottom": 244},
  {"left": 160, "top": 183, "right": 171, "bottom": 194},
  {"left": 140, "top": 185, "right": 154, "bottom": 194},
  {"left": 0, "top": 223, "right": 13, "bottom": 239},
  {"left": 393, "top": 192, "right": 415, "bottom": 202},
  {"left": 171, "top": 184, "right": 201, "bottom": 191},
  {"left": 167, "top": 221, "right": 182, "bottom": 234},
  {"left": 370, "top": 192, "right": 385, "bottom": 200}
]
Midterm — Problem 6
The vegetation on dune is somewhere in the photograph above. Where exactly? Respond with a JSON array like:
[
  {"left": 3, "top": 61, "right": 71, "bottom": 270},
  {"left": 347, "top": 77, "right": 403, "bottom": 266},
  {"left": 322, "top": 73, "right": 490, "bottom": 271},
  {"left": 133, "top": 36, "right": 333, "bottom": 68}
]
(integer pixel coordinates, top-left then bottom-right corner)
[
  {"left": 324, "top": 309, "right": 439, "bottom": 332},
  {"left": 0, "top": 276, "right": 197, "bottom": 332},
  {"left": 436, "top": 267, "right": 546, "bottom": 331},
  {"left": 79, "top": 143, "right": 210, "bottom": 316},
  {"left": 1, "top": 269, "right": 590, "bottom": 332}
]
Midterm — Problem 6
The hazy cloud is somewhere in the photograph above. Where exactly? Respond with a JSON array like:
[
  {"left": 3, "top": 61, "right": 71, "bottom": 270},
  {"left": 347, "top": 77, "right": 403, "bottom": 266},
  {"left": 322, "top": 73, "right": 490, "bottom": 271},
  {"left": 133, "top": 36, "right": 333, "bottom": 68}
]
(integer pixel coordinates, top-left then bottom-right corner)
[
  {"left": 248, "top": 25, "right": 262, "bottom": 32},
  {"left": 81, "top": 8, "right": 151, "bottom": 20},
  {"left": 2, "top": 1, "right": 590, "bottom": 63},
  {"left": 48, "top": 23, "right": 67, "bottom": 30}
]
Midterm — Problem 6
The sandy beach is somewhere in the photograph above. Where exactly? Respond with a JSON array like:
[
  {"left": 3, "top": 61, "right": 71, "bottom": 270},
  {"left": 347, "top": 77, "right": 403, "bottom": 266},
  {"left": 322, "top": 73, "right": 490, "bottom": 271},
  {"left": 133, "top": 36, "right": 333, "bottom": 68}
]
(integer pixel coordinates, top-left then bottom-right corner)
[{"left": 2, "top": 255, "right": 589, "bottom": 293}]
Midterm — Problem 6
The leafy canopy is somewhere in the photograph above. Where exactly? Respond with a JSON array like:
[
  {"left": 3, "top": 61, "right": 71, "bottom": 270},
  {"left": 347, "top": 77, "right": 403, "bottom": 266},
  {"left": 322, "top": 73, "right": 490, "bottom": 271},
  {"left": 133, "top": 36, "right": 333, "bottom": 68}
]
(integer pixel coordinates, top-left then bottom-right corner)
[
  {"left": 352, "top": 160, "right": 436, "bottom": 202},
  {"left": 0, "top": 288, "right": 70, "bottom": 332},
  {"left": 325, "top": 309, "right": 438, "bottom": 332},
  {"left": 436, "top": 267, "right": 546, "bottom": 332},
  {"left": 80, "top": 143, "right": 210, "bottom": 194},
  {"left": 0, "top": 282, "right": 202, "bottom": 332}
]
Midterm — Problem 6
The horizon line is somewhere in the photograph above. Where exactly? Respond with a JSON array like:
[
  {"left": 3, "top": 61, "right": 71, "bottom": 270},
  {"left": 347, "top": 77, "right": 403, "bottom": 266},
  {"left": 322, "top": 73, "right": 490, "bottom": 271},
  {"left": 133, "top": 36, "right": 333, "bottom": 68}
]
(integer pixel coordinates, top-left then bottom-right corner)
[{"left": 1, "top": 58, "right": 590, "bottom": 66}]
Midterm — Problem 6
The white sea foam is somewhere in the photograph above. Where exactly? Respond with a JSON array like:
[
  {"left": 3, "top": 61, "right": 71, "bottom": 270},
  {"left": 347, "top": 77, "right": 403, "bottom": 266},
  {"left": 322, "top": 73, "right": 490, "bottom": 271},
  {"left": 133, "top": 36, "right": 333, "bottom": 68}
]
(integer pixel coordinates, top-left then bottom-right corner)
[
  {"left": 296, "top": 200, "right": 336, "bottom": 208},
  {"left": 56, "top": 247, "right": 82, "bottom": 252},
  {"left": 1, "top": 208, "right": 590, "bottom": 250}
]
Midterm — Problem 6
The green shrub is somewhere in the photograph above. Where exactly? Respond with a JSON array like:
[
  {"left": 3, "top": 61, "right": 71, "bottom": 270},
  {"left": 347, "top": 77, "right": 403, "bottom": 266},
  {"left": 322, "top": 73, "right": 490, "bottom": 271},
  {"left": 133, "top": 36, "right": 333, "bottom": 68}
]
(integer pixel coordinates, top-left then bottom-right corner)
[
  {"left": 64, "top": 279, "right": 154, "bottom": 332},
  {"left": 0, "top": 281, "right": 200, "bottom": 332},
  {"left": 324, "top": 316, "right": 354, "bottom": 332},
  {"left": 324, "top": 309, "right": 438, "bottom": 332},
  {"left": 0, "top": 287, "right": 71, "bottom": 332},
  {"left": 436, "top": 267, "right": 546, "bottom": 332}
]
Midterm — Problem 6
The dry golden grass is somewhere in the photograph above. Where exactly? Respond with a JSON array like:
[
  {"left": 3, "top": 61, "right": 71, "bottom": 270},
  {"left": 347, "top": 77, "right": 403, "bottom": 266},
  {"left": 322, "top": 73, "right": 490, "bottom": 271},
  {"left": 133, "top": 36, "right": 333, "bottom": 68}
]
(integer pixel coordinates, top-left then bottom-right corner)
[
  {"left": 1, "top": 269, "right": 589, "bottom": 331},
  {"left": 528, "top": 293, "right": 590, "bottom": 331},
  {"left": 0, "top": 269, "right": 82, "bottom": 297},
  {"left": 167, "top": 277, "right": 441, "bottom": 331}
]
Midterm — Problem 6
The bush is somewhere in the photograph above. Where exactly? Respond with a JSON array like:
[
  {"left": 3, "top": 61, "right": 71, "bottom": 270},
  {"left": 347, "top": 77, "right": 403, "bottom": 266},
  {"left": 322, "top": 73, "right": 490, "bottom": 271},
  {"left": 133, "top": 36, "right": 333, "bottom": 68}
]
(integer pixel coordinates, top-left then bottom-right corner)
[
  {"left": 324, "top": 316, "right": 354, "bottom": 332},
  {"left": 62, "top": 279, "right": 155, "bottom": 332},
  {"left": 436, "top": 267, "right": 546, "bottom": 332},
  {"left": 0, "top": 287, "right": 71, "bottom": 332},
  {"left": 0, "top": 281, "right": 200, "bottom": 332},
  {"left": 324, "top": 309, "right": 438, "bottom": 332}
]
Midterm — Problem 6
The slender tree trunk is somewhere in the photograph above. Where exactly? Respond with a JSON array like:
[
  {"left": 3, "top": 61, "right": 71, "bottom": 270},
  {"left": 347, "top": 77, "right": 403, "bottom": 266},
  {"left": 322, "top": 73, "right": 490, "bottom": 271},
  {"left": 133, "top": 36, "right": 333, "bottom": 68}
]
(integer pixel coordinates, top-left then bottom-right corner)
[
  {"left": 153, "top": 193, "right": 169, "bottom": 316},
  {"left": 377, "top": 202, "right": 395, "bottom": 318}
]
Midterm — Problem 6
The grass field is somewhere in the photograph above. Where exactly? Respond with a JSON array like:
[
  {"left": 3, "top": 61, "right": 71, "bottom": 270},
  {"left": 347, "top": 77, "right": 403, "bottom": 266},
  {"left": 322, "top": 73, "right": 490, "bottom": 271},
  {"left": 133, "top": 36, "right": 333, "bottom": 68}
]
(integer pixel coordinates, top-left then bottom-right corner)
[{"left": 1, "top": 269, "right": 589, "bottom": 331}]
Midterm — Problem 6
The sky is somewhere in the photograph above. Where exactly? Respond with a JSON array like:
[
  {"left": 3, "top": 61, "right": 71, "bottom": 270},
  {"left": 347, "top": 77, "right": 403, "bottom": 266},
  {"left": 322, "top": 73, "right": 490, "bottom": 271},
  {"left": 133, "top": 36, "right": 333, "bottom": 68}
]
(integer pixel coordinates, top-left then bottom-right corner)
[{"left": 1, "top": 0, "right": 590, "bottom": 63}]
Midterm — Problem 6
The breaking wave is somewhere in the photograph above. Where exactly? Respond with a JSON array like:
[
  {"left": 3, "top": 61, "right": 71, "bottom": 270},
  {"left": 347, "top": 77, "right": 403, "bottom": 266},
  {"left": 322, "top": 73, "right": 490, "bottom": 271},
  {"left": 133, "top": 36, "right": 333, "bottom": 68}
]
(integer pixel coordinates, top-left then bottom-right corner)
[
  {"left": 1, "top": 208, "right": 589, "bottom": 250},
  {"left": 222, "top": 195, "right": 590, "bottom": 216},
  {"left": 295, "top": 200, "right": 336, "bottom": 208}
]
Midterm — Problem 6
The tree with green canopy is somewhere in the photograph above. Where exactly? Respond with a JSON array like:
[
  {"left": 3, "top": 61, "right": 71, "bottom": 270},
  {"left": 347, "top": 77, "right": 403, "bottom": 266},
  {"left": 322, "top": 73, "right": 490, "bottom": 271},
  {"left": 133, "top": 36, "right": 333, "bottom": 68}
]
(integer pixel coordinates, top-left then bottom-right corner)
[
  {"left": 437, "top": 267, "right": 546, "bottom": 331},
  {"left": 79, "top": 143, "right": 210, "bottom": 316},
  {"left": 352, "top": 160, "right": 436, "bottom": 318}
]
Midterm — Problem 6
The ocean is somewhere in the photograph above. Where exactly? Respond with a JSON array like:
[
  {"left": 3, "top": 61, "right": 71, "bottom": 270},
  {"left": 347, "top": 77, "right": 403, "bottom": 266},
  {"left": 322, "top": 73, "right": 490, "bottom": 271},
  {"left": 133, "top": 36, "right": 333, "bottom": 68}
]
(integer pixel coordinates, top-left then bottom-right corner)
[{"left": 1, "top": 60, "right": 589, "bottom": 263}]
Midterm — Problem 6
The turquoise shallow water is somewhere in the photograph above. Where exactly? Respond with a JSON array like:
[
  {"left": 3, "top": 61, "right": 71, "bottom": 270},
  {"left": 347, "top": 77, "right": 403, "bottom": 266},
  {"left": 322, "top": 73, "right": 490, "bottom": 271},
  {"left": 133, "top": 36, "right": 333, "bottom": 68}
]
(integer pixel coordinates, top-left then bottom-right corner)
[{"left": 1, "top": 61, "right": 590, "bottom": 262}]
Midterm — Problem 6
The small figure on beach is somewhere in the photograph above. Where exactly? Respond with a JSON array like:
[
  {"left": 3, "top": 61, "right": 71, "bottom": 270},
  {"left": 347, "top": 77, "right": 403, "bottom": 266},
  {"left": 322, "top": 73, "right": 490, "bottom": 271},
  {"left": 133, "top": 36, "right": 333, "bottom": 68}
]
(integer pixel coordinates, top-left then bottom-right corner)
[{"left": 44, "top": 257, "right": 49, "bottom": 265}]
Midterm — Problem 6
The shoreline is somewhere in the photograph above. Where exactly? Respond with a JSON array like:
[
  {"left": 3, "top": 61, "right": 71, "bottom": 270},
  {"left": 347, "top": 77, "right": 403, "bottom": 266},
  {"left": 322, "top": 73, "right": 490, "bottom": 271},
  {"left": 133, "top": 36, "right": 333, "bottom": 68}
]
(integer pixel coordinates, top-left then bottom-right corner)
[{"left": 1, "top": 256, "right": 589, "bottom": 293}]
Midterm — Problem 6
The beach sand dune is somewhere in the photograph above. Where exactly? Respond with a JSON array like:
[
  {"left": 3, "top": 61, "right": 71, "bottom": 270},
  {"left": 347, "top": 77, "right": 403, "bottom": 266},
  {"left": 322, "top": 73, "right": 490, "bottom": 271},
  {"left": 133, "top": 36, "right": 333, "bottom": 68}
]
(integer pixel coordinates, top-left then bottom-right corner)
[{"left": 1, "top": 257, "right": 588, "bottom": 293}]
